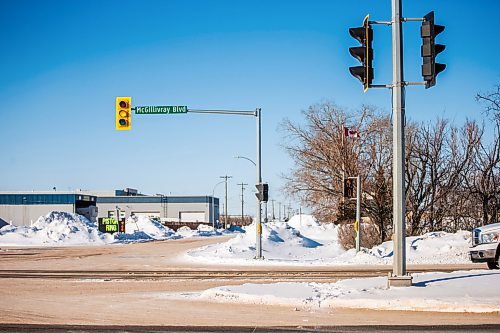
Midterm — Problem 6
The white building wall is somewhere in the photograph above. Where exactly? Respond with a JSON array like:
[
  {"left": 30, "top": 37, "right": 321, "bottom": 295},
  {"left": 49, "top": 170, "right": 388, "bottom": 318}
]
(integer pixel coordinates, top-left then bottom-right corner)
[
  {"left": 0, "top": 204, "right": 74, "bottom": 227},
  {"left": 96, "top": 201, "right": 212, "bottom": 223}
]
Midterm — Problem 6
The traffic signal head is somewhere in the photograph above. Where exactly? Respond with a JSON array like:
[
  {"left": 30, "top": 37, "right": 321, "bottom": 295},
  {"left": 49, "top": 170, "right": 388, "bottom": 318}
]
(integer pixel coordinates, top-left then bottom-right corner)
[
  {"left": 349, "top": 14, "right": 373, "bottom": 92},
  {"left": 116, "top": 97, "right": 132, "bottom": 130},
  {"left": 255, "top": 183, "right": 269, "bottom": 202},
  {"left": 421, "top": 11, "right": 446, "bottom": 88},
  {"left": 343, "top": 178, "right": 355, "bottom": 199}
]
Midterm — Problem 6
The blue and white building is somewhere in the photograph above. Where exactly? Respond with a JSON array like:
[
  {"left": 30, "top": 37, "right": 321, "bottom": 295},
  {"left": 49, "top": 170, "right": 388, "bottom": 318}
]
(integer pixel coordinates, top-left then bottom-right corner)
[{"left": 0, "top": 188, "right": 219, "bottom": 228}]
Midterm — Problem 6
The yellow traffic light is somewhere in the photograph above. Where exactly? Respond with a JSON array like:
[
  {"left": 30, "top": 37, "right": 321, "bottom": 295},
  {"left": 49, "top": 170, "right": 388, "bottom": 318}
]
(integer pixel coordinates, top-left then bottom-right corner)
[{"left": 115, "top": 97, "right": 131, "bottom": 130}]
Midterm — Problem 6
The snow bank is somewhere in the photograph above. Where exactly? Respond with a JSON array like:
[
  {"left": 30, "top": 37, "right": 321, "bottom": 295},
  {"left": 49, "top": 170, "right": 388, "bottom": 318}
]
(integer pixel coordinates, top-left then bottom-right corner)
[
  {"left": 196, "top": 270, "right": 500, "bottom": 313},
  {"left": 0, "top": 211, "right": 112, "bottom": 246},
  {"left": 0, "top": 212, "right": 473, "bottom": 268},
  {"left": 184, "top": 214, "right": 472, "bottom": 266},
  {"left": 115, "top": 216, "right": 179, "bottom": 242},
  {"left": 0, "top": 212, "right": 182, "bottom": 246}
]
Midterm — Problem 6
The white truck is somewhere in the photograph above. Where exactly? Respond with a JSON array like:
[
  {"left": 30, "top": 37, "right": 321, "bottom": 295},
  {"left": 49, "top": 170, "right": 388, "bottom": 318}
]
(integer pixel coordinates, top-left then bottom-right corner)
[{"left": 469, "top": 222, "right": 500, "bottom": 269}]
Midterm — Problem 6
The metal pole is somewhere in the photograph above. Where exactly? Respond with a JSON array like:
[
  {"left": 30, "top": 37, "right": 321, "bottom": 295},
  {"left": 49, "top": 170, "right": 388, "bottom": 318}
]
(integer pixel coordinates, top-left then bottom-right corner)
[
  {"left": 355, "top": 175, "right": 361, "bottom": 252},
  {"left": 389, "top": 0, "right": 412, "bottom": 287},
  {"left": 220, "top": 175, "right": 232, "bottom": 229},
  {"left": 255, "top": 108, "right": 263, "bottom": 259},
  {"left": 278, "top": 202, "right": 281, "bottom": 221},
  {"left": 212, "top": 180, "right": 225, "bottom": 229},
  {"left": 264, "top": 202, "right": 268, "bottom": 223},
  {"left": 225, "top": 178, "right": 228, "bottom": 228}
]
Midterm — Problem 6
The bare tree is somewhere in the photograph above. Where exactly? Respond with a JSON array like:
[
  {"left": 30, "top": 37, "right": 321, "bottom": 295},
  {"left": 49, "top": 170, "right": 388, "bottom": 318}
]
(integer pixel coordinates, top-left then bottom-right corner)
[
  {"left": 476, "top": 84, "right": 500, "bottom": 125},
  {"left": 462, "top": 123, "right": 499, "bottom": 226},
  {"left": 405, "top": 119, "right": 477, "bottom": 235},
  {"left": 359, "top": 115, "right": 393, "bottom": 242},
  {"left": 281, "top": 101, "right": 393, "bottom": 240},
  {"left": 281, "top": 101, "right": 359, "bottom": 222}
]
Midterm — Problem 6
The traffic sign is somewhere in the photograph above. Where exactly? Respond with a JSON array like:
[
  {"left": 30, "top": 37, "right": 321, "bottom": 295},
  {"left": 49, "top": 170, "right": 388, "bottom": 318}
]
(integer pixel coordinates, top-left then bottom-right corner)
[{"left": 135, "top": 106, "right": 188, "bottom": 114}]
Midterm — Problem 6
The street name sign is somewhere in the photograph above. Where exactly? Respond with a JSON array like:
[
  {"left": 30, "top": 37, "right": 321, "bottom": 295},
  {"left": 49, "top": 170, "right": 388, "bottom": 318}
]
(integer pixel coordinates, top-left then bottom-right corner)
[{"left": 135, "top": 106, "right": 188, "bottom": 114}]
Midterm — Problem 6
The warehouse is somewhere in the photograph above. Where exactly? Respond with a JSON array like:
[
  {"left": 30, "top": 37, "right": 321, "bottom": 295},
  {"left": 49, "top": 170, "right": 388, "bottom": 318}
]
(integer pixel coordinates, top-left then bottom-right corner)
[
  {"left": 0, "top": 189, "right": 219, "bottom": 228},
  {"left": 97, "top": 189, "right": 219, "bottom": 228},
  {"left": 0, "top": 193, "right": 98, "bottom": 227}
]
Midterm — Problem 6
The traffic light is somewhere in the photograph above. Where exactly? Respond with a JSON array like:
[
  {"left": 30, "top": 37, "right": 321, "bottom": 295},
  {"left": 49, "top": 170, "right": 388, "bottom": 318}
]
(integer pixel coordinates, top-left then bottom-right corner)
[
  {"left": 344, "top": 178, "right": 355, "bottom": 199},
  {"left": 349, "top": 14, "right": 373, "bottom": 92},
  {"left": 421, "top": 11, "right": 446, "bottom": 88},
  {"left": 255, "top": 183, "right": 269, "bottom": 202},
  {"left": 116, "top": 97, "right": 132, "bottom": 130}
]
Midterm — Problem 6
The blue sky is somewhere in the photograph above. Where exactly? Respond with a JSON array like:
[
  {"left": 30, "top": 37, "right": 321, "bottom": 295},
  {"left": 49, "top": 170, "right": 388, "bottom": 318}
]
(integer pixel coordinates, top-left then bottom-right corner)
[{"left": 0, "top": 0, "right": 498, "bottom": 216}]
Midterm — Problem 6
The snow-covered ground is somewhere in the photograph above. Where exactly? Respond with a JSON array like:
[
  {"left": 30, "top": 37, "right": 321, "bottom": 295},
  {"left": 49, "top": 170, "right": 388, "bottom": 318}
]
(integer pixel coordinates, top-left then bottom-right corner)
[
  {"left": 2, "top": 211, "right": 498, "bottom": 313},
  {"left": 159, "top": 269, "right": 500, "bottom": 313},
  {"left": 0, "top": 212, "right": 472, "bottom": 266},
  {"left": 184, "top": 214, "right": 472, "bottom": 266}
]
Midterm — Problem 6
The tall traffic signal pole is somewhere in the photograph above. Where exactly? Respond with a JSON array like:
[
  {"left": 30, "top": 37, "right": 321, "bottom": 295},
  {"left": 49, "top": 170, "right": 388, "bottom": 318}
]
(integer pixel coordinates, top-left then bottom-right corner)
[
  {"left": 348, "top": 0, "right": 445, "bottom": 287},
  {"left": 389, "top": 0, "right": 412, "bottom": 287}
]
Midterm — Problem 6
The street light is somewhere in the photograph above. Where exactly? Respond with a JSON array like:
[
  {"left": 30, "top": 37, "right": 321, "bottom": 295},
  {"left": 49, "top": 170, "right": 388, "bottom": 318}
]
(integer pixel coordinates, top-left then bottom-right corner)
[
  {"left": 212, "top": 180, "right": 225, "bottom": 228},
  {"left": 235, "top": 154, "right": 264, "bottom": 259},
  {"left": 234, "top": 155, "right": 256, "bottom": 166}
]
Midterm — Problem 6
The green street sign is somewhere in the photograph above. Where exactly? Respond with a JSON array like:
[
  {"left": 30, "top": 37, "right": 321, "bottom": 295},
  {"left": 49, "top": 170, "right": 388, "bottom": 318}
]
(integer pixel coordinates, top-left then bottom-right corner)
[{"left": 135, "top": 106, "right": 188, "bottom": 114}]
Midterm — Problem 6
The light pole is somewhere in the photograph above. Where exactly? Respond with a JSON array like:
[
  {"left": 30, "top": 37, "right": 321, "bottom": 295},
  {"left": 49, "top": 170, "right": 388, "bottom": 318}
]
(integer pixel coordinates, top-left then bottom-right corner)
[
  {"left": 235, "top": 152, "right": 263, "bottom": 259},
  {"left": 212, "top": 180, "right": 225, "bottom": 228}
]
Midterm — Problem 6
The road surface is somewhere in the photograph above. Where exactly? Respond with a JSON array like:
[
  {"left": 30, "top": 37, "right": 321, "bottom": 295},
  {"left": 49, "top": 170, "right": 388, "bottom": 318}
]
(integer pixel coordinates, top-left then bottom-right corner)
[{"left": 0, "top": 236, "right": 498, "bottom": 330}]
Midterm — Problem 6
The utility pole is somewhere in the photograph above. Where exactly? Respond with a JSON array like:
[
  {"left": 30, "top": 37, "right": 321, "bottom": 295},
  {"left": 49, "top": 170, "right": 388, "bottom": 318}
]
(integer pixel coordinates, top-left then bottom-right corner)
[
  {"left": 238, "top": 182, "right": 248, "bottom": 225},
  {"left": 271, "top": 199, "right": 275, "bottom": 221},
  {"left": 220, "top": 175, "right": 232, "bottom": 228}
]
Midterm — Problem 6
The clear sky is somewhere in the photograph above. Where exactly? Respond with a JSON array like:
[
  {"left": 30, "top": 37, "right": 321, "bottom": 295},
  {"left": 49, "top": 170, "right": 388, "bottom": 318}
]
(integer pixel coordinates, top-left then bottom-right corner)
[{"left": 0, "top": 0, "right": 498, "bottom": 216}]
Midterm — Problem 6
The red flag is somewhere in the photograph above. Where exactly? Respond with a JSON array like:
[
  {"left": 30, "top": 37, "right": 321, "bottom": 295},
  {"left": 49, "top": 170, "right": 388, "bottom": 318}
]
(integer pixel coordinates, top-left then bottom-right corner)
[{"left": 344, "top": 127, "right": 360, "bottom": 138}]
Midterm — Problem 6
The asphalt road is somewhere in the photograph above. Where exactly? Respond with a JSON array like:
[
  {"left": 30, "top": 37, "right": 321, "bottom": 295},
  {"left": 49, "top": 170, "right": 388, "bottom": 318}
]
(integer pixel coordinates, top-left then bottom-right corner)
[{"left": 1, "top": 324, "right": 500, "bottom": 333}]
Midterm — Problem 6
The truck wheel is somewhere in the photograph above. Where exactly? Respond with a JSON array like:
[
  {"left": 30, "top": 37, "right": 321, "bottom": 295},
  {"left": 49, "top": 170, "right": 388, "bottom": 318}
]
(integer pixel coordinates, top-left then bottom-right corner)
[
  {"left": 487, "top": 260, "right": 499, "bottom": 269},
  {"left": 487, "top": 247, "right": 500, "bottom": 270}
]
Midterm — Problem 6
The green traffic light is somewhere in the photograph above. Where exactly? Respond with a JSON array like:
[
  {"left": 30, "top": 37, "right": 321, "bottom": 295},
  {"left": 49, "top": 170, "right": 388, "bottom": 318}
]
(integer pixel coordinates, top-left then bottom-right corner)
[{"left": 119, "top": 119, "right": 127, "bottom": 126}]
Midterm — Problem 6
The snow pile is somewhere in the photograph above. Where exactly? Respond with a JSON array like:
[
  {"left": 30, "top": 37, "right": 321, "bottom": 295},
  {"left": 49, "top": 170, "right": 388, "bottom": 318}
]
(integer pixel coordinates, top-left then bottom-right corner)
[
  {"left": 114, "top": 216, "right": 179, "bottom": 242},
  {"left": 185, "top": 214, "right": 472, "bottom": 266},
  {"left": 193, "top": 270, "right": 500, "bottom": 313},
  {"left": 0, "top": 211, "right": 473, "bottom": 267},
  {"left": 186, "top": 216, "right": 344, "bottom": 265},
  {"left": 0, "top": 211, "right": 112, "bottom": 246},
  {"left": 370, "top": 230, "right": 471, "bottom": 264},
  {"left": 176, "top": 224, "right": 222, "bottom": 238},
  {"left": 0, "top": 212, "right": 182, "bottom": 246}
]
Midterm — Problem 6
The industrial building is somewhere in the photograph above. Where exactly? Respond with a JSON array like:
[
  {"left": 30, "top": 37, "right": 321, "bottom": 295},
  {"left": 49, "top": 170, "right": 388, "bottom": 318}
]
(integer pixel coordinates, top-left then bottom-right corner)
[
  {"left": 0, "top": 193, "right": 98, "bottom": 227},
  {"left": 0, "top": 189, "right": 219, "bottom": 228}
]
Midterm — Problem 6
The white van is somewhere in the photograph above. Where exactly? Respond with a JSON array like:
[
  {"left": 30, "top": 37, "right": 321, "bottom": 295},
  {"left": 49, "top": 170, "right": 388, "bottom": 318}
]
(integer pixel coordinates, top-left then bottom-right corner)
[{"left": 469, "top": 222, "right": 500, "bottom": 269}]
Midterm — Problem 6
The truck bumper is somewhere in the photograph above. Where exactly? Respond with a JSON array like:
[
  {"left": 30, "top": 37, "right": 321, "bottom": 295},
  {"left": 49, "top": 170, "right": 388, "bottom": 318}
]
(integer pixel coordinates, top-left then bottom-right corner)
[{"left": 469, "top": 249, "right": 497, "bottom": 262}]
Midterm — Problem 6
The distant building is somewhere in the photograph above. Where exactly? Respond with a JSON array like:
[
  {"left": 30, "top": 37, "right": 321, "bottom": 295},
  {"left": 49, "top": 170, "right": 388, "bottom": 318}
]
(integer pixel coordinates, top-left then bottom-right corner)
[
  {"left": 0, "top": 188, "right": 220, "bottom": 228},
  {"left": 0, "top": 193, "right": 97, "bottom": 227}
]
